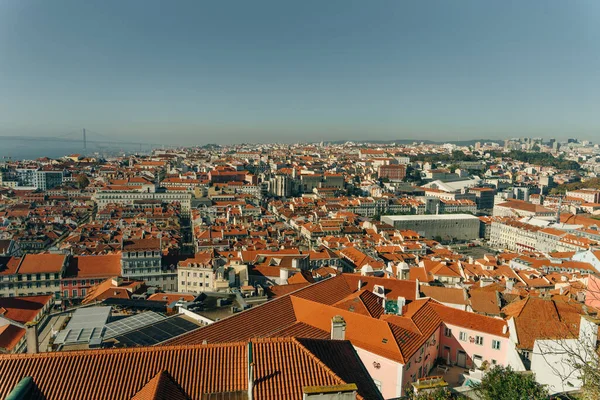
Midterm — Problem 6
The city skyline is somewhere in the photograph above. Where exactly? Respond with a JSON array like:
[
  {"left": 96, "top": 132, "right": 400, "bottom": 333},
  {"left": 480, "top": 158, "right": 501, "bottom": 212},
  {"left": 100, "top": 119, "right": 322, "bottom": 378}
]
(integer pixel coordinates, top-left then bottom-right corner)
[{"left": 1, "top": 0, "right": 600, "bottom": 144}]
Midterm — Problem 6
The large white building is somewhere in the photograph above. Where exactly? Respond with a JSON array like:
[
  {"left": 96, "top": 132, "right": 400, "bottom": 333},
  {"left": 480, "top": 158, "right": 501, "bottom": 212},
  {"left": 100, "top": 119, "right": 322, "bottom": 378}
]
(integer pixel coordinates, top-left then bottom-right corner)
[
  {"left": 493, "top": 199, "right": 555, "bottom": 218},
  {"left": 93, "top": 189, "right": 192, "bottom": 216},
  {"left": 14, "top": 168, "right": 64, "bottom": 190},
  {"left": 566, "top": 189, "right": 600, "bottom": 204},
  {"left": 381, "top": 214, "right": 480, "bottom": 241}
]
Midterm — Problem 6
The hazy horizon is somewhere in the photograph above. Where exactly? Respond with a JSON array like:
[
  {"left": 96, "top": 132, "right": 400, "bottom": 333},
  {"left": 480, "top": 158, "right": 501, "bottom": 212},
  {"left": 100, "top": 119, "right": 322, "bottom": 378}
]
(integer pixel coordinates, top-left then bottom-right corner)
[{"left": 1, "top": 0, "right": 600, "bottom": 145}]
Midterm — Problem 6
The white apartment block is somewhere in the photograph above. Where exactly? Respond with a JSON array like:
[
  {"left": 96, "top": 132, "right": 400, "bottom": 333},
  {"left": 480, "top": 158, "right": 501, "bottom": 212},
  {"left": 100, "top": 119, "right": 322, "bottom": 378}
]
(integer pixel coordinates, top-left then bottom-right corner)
[
  {"left": 93, "top": 190, "right": 192, "bottom": 216},
  {"left": 566, "top": 189, "right": 600, "bottom": 204}
]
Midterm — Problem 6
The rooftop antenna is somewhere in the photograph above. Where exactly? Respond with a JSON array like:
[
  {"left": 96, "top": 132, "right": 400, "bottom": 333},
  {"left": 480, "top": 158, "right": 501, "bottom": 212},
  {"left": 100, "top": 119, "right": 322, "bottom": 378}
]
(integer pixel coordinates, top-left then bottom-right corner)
[{"left": 83, "top": 128, "right": 87, "bottom": 152}]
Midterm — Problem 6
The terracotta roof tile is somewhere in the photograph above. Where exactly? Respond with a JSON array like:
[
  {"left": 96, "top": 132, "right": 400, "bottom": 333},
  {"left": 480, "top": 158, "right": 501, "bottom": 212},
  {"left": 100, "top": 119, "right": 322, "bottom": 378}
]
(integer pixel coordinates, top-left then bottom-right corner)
[
  {"left": 0, "top": 295, "right": 52, "bottom": 324},
  {"left": 65, "top": 254, "right": 122, "bottom": 278},
  {"left": 420, "top": 286, "right": 467, "bottom": 306},
  {"left": 17, "top": 254, "right": 66, "bottom": 274},
  {"left": 430, "top": 303, "right": 509, "bottom": 338},
  {"left": 131, "top": 370, "right": 189, "bottom": 400},
  {"left": 0, "top": 325, "right": 25, "bottom": 351},
  {"left": 0, "top": 338, "right": 381, "bottom": 400},
  {"left": 503, "top": 296, "right": 584, "bottom": 349}
]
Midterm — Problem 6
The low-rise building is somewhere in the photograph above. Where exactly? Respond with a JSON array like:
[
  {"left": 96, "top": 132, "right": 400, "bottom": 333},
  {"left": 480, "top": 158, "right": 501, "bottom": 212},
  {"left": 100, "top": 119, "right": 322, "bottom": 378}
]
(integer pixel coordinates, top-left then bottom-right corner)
[{"left": 381, "top": 214, "right": 480, "bottom": 241}]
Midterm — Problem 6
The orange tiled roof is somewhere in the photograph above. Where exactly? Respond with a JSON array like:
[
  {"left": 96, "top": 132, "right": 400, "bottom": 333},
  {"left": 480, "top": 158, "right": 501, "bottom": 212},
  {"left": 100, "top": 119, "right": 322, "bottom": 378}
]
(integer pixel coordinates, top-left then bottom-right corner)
[
  {"left": 0, "top": 338, "right": 381, "bottom": 400},
  {"left": 0, "top": 325, "right": 25, "bottom": 351},
  {"left": 420, "top": 286, "right": 467, "bottom": 306},
  {"left": 65, "top": 254, "right": 122, "bottom": 278},
  {"left": 0, "top": 295, "right": 52, "bottom": 324},
  {"left": 431, "top": 303, "right": 508, "bottom": 338},
  {"left": 131, "top": 370, "right": 188, "bottom": 400},
  {"left": 502, "top": 296, "right": 585, "bottom": 349},
  {"left": 167, "top": 274, "right": 504, "bottom": 365},
  {"left": 17, "top": 254, "right": 66, "bottom": 274}
]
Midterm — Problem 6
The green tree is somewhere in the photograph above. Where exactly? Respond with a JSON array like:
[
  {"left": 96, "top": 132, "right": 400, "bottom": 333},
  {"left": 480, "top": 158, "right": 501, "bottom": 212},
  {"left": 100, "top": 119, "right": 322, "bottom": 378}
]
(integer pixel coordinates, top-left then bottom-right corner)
[
  {"left": 404, "top": 387, "right": 454, "bottom": 400},
  {"left": 76, "top": 174, "right": 90, "bottom": 189},
  {"left": 473, "top": 366, "right": 548, "bottom": 400}
]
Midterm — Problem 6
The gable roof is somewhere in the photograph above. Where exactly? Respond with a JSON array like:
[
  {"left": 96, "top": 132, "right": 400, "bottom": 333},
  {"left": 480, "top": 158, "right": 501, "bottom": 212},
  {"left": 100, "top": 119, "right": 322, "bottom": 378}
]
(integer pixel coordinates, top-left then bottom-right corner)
[
  {"left": 165, "top": 274, "right": 510, "bottom": 364},
  {"left": 0, "top": 338, "right": 382, "bottom": 400},
  {"left": 502, "top": 296, "right": 585, "bottom": 349},
  {"left": 0, "top": 295, "right": 52, "bottom": 324},
  {"left": 131, "top": 371, "right": 189, "bottom": 400},
  {"left": 17, "top": 254, "right": 66, "bottom": 274}
]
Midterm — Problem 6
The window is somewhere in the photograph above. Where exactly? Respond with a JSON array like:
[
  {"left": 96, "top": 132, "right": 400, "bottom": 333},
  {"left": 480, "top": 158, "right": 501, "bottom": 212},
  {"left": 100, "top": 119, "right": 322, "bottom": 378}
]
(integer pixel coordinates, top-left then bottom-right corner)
[
  {"left": 81, "top": 289, "right": 86, "bottom": 296},
  {"left": 459, "top": 331, "right": 467, "bottom": 342},
  {"left": 492, "top": 340, "right": 501, "bottom": 350},
  {"left": 63, "top": 290, "right": 69, "bottom": 298},
  {"left": 72, "top": 289, "right": 78, "bottom": 297},
  {"left": 475, "top": 336, "right": 483, "bottom": 346},
  {"left": 181, "top": 281, "right": 185, "bottom": 286},
  {"left": 444, "top": 327, "right": 452, "bottom": 337}
]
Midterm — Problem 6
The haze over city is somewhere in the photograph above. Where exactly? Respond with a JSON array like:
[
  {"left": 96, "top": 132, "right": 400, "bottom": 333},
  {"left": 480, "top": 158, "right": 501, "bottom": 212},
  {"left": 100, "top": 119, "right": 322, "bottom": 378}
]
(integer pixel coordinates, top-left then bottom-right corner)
[
  {"left": 1, "top": 0, "right": 600, "bottom": 149},
  {"left": 3, "top": 2, "right": 600, "bottom": 399}
]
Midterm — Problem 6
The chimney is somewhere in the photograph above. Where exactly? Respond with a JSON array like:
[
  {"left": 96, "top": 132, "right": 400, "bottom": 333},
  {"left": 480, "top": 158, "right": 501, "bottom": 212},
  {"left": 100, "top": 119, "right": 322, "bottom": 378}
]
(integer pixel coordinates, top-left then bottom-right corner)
[
  {"left": 502, "top": 325, "right": 508, "bottom": 335},
  {"left": 331, "top": 315, "right": 346, "bottom": 340},
  {"left": 506, "top": 279, "right": 514, "bottom": 291},
  {"left": 279, "top": 268, "right": 290, "bottom": 284},
  {"left": 247, "top": 342, "right": 254, "bottom": 400},
  {"left": 415, "top": 278, "right": 420, "bottom": 299},
  {"left": 357, "top": 279, "right": 363, "bottom": 291},
  {"left": 26, "top": 322, "right": 39, "bottom": 354},
  {"left": 397, "top": 297, "right": 406, "bottom": 316}
]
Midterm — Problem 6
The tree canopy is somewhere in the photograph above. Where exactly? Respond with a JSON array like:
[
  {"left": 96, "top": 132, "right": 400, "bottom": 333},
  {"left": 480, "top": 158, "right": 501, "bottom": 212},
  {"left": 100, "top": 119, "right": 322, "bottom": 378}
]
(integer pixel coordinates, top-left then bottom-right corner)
[
  {"left": 551, "top": 177, "right": 600, "bottom": 195},
  {"left": 473, "top": 366, "right": 548, "bottom": 400},
  {"left": 489, "top": 150, "right": 581, "bottom": 170}
]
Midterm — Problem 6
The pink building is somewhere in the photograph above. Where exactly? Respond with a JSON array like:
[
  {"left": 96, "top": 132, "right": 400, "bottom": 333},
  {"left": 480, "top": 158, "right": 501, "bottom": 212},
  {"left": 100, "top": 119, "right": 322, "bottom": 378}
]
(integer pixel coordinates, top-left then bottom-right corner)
[
  {"left": 61, "top": 254, "right": 122, "bottom": 299},
  {"left": 434, "top": 304, "right": 510, "bottom": 369}
]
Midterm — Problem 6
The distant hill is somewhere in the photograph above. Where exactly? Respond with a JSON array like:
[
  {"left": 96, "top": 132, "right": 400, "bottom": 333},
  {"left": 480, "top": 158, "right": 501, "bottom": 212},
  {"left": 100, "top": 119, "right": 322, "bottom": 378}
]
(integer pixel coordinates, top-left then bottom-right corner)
[{"left": 324, "top": 138, "right": 502, "bottom": 146}]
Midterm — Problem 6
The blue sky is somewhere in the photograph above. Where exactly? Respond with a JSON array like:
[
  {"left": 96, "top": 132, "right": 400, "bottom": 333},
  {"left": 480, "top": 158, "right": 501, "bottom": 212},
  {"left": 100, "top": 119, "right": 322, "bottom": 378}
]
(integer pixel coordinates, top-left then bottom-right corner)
[{"left": 1, "top": 0, "right": 599, "bottom": 144}]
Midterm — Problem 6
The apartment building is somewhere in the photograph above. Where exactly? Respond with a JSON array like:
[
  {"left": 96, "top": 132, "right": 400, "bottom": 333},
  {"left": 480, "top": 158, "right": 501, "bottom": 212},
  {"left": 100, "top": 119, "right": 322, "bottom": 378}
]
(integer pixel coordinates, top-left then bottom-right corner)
[
  {"left": 0, "top": 254, "right": 67, "bottom": 298},
  {"left": 120, "top": 239, "right": 177, "bottom": 291},
  {"left": 566, "top": 189, "right": 600, "bottom": 204}
]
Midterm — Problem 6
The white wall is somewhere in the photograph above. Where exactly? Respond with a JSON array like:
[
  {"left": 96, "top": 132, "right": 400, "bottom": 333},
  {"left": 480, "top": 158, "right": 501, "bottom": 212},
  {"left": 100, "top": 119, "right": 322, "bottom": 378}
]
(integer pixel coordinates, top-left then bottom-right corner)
[{"left": 531, "top": 316, "right": 598, "bottom": 394}]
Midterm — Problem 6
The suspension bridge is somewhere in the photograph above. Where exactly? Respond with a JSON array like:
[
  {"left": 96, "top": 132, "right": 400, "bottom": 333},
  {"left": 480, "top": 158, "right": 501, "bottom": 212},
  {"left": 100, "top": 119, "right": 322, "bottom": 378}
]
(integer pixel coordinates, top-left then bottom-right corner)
[{"left": 0, "top": 129, "right": 175, "bottom": 154}]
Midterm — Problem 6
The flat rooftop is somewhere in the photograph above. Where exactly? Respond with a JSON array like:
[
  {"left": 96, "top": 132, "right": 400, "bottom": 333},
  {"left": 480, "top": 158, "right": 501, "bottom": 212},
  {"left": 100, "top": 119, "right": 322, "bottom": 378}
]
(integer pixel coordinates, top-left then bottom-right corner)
[{"left": 382, "top": 214, "right": 479, "bottom": 221}]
